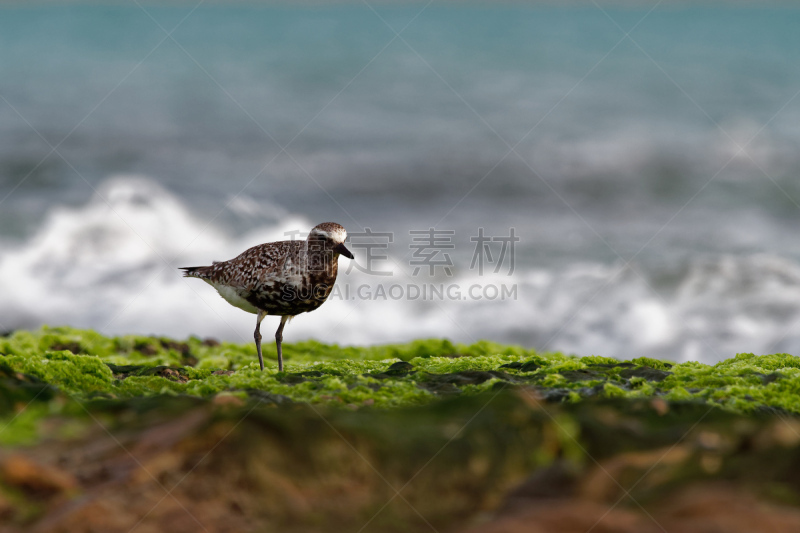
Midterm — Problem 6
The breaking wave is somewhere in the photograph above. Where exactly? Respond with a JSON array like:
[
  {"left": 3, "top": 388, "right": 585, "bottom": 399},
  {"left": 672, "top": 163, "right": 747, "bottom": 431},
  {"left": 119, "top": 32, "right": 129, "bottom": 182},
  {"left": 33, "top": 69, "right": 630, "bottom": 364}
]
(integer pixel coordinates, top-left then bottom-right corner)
[{"left": 2, "top": 177, "right": 800, "bottom": 364}]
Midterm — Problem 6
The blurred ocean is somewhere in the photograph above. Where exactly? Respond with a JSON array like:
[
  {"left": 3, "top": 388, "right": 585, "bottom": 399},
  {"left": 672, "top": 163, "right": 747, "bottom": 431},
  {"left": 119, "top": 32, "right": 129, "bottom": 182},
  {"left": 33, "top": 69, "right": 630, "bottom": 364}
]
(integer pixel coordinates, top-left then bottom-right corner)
[{"left": 2, "top": 3, "right": 800, "bottom": 363}]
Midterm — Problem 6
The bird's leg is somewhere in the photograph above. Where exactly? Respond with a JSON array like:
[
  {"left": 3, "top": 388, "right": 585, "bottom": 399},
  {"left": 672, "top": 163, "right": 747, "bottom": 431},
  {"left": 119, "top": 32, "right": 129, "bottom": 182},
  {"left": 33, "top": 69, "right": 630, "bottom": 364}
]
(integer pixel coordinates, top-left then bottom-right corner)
[
  {"left": 254, "top": 311, "right": 267, "bottom": 371},
  {"left": 275, "top": 315, "right": 289, "bottom": 372}
]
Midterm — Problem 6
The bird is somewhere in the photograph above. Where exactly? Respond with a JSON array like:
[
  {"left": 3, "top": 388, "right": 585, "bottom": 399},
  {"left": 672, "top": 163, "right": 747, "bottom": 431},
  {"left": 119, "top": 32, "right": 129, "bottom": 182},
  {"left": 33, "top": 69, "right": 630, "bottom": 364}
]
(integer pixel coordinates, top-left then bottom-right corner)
[{"left": 180, "top": 222, "right": 354, "bottom": 371}]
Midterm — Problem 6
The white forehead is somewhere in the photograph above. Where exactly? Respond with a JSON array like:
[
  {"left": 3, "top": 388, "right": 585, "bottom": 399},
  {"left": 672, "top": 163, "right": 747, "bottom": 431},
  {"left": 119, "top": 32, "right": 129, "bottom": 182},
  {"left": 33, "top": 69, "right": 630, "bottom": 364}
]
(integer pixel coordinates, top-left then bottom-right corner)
[{"left": 311, "top": 227, "right": 347, "bottom": 244}]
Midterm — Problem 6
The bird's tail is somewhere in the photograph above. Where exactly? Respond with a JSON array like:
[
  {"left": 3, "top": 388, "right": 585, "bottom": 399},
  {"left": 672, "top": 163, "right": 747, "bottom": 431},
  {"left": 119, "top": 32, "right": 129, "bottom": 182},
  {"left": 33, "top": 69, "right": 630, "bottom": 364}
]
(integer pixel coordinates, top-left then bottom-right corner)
[{"left": 179, "top": 265, "right": 213, "bottom": 279}]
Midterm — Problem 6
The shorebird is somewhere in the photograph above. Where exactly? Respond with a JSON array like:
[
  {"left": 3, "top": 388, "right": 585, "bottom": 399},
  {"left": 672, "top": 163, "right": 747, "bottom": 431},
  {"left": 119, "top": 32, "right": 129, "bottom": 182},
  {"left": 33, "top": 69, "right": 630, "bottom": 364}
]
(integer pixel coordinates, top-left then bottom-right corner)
[{"left": 180, "top": 222, "right": 354, "bottom": 371}]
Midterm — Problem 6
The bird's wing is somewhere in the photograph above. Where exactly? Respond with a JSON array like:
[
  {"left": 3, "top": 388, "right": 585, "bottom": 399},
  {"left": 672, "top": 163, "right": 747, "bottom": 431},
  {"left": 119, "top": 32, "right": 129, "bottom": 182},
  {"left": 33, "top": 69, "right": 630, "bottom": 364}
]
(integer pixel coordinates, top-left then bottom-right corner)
[{"left": 216, "top": 241, "right": 303, "bottom": 290}]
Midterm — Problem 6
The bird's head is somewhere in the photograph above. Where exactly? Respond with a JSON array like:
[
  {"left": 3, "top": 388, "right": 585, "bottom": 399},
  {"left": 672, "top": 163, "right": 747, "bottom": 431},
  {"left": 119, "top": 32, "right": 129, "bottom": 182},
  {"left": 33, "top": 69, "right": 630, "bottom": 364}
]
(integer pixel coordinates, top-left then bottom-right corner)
[{"left": 308, "top": 222, "right": 354, "bottom": 259}]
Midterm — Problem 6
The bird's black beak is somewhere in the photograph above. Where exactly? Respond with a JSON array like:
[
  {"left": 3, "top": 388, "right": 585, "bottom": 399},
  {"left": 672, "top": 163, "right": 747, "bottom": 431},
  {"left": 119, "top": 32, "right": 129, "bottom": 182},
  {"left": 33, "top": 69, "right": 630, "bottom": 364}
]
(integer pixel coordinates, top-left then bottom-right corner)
[{"left": 334, "top": 242, "right": 354, "bottom": 259}]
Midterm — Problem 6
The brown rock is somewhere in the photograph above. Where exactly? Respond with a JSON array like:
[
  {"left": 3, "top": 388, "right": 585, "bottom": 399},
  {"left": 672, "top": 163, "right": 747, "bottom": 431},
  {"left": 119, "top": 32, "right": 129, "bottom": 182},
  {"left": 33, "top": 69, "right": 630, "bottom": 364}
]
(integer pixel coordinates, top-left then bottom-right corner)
[{"left": 0, "top": 455, "right": 77, "bottom": 496}]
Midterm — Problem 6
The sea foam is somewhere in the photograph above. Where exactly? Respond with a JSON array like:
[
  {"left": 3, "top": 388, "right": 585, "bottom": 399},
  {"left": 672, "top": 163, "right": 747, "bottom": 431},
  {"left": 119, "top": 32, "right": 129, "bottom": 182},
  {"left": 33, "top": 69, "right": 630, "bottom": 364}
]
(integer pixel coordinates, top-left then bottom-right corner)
[{"left": 2, "top": 177, "right": 800, "bottom": 364}]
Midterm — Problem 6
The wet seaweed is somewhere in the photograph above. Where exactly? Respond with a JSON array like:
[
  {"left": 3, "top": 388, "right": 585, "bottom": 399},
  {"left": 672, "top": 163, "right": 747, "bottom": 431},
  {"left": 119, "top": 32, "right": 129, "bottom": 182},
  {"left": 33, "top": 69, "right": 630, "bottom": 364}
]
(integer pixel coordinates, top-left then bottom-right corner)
[{"left": 3, "top": 326, "right": 800, "bottom": 427}]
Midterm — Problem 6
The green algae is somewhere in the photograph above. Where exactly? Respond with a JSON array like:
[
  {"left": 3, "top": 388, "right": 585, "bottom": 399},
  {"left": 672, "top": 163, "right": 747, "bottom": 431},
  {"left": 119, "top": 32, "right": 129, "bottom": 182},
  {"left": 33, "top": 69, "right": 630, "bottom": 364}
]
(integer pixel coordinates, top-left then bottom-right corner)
[{"left": 3, "top": 326, "right": 800, "bottom": 427}]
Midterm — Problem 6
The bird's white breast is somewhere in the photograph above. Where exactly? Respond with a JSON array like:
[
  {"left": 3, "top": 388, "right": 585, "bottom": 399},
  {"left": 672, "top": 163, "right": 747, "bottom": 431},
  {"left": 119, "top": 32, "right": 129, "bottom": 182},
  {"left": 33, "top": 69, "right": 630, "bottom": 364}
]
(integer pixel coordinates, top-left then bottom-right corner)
[{"left": 209, "top": 281, "right": 259, "bottom": 314}]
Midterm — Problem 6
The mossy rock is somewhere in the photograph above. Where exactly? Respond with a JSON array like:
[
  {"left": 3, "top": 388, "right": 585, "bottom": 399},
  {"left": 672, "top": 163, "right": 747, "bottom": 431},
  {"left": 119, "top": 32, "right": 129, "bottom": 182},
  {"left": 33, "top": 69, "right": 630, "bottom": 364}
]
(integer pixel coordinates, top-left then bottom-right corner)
[{"left": 3, "top": 326, "right": 800, "bottom": 424}]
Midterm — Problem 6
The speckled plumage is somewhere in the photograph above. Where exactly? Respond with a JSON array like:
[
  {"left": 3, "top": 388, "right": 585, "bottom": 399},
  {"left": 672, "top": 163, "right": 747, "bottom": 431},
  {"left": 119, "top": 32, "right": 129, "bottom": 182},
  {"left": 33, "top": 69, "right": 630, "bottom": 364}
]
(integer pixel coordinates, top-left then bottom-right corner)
[{"left": 180, "top": 222, "right": 353, "bottom": 371}]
